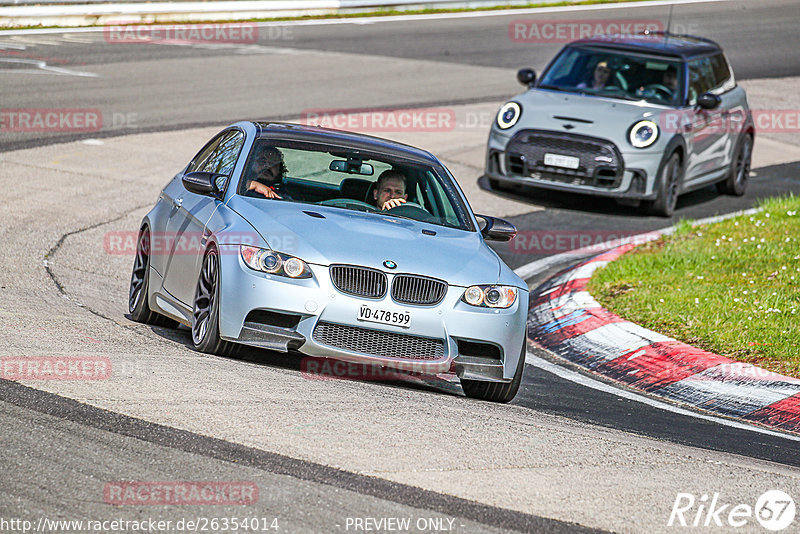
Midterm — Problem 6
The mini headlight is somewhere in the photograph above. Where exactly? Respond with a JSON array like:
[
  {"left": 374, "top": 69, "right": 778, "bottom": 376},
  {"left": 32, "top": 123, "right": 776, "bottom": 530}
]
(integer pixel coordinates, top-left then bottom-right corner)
[
  {"left": 462, "top": 285, "right": 517, "bottom": 309},
  {"left": 239, "top": 246, "right": 311, "bottom": 279},
  {"left": 629, "top": 120, "right": 659, "bottom": 148},
  {"left": 496, "top": 102, "right": 522, "bottom": 130}
]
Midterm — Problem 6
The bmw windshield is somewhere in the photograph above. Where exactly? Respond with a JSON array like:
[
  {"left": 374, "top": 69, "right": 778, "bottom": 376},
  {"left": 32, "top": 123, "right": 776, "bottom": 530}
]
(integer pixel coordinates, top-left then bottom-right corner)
[
  {"left": 538, "top": 46, "right": 684, "bottom": 106},
  {"left": 237, "top": 139, "right": 474, "bottom": 231}
]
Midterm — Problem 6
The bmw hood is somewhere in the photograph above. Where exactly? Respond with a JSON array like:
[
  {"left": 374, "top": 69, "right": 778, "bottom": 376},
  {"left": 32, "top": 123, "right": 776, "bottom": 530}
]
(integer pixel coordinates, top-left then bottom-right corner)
[
  {"left": 505, "top": 89, "right": 666, "bottom": 143},
  {"left": 227, "top": 196, "right": 505, "bottom": 287}
]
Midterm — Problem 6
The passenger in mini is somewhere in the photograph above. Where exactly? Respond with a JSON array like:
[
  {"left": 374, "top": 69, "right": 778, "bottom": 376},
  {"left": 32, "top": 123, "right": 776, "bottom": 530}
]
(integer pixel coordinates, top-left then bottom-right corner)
[
  {"left": 245, "top": 146, "right": 288, "bottom": 199},
  {"left": 577, "top": 59, "right": 611, "bottom": 90},
  {"left": 373, "top": 169, "right": 408, "bottom": 210}
]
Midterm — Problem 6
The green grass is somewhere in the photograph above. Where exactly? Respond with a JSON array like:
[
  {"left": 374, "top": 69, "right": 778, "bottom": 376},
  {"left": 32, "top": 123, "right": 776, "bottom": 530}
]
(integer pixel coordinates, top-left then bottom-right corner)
[
  {"left": 3, "top": 0, "right": 661, "bottom": 31},
  {"left": 588, "top": 195, "right": 800, "bottom": 378}
]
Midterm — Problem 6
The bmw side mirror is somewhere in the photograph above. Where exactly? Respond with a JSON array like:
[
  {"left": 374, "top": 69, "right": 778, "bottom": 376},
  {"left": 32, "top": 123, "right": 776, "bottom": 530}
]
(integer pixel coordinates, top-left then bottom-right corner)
[
  {"left": 697, "top": 93, "right": 721, "bottom": 110},
  {"left": 517, "top": 68, "right": 536, "bottom": 88},
  {"left": 476, "top": 214, "right": 517, "bottom": 242},
  {"left": 182, "top": 171, "right": 225, "bottom": 199}
]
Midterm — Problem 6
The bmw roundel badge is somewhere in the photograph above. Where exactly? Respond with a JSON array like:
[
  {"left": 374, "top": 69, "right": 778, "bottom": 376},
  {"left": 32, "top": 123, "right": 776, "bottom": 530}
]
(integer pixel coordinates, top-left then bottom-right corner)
[{"left": 383, "top": 260, "right": 397, "bottom": 269}]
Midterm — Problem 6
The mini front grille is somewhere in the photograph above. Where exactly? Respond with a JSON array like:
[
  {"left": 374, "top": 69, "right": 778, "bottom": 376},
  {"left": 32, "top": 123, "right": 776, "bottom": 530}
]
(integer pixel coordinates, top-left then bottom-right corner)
[
  {"left": 391, "top": 274, "right": 447, "bottom": 306},
  {"left": 506, "top": 129, "right": 624, "bottom": 188},
  {"left": 330, "top": 265, "right": 387, "bottom": 299},
  {"left": 313, "top": 322, "right": 445, "bottom": 360}
]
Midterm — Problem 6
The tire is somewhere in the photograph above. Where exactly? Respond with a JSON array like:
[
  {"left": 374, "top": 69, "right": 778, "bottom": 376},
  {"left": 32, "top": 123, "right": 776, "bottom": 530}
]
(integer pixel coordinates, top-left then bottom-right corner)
[
  {"left": 128, "top": 228, "right": 178, "bottom": 327},
  {"left": 461, "top": 339, "right": 527, "bottom": 403},
  {"left": 646, "top": 151, "right": 682, "bottom": 217},
  {"left": 191, "top": 247, "right": 239, "bottom": 357},
  {"left": 716, "top": 134, "right": 753, "bottom": 196}
]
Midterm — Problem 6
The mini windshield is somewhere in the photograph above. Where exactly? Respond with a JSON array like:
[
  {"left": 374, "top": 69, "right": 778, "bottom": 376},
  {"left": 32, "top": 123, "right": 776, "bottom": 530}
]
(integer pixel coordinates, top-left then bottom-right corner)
[
  {"left": 238, "top": 139, "right": 474, "bottom": 231},
  {"left": 538, "top": 46, "right": 684, "bottom": 106}
]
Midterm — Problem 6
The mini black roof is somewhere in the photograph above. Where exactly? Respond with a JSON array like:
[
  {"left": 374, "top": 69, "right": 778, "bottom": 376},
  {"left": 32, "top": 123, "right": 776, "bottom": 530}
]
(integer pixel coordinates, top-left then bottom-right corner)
[
  {"left": 253, "top": 121, "right": 438, "bottom": 164},
  {"left": 568, "top": 32, "right": 722, "bottom": 59}
]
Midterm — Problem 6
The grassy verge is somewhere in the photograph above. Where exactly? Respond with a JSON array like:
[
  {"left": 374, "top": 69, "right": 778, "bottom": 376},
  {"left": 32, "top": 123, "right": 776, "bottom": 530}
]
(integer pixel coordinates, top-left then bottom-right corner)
[
  {"left": 3, "top": 0, "right": 661, "bottom": 31},
  {"left": 588, "top": 195, "right": 800, "bottom": 378}
]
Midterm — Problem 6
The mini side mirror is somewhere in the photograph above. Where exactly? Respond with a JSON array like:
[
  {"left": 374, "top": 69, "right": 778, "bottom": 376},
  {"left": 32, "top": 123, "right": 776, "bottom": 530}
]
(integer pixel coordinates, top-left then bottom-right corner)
[
  {"left": 517, "top": 68, "right": 537, "bottom": 88},
  {"left": 697, "top": 93, "right": 721, "bottom": 110}
]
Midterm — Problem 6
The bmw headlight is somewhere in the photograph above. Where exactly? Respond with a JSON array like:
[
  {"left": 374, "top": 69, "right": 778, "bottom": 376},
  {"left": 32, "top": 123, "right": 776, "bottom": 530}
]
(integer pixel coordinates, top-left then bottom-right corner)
[
  {"left": 462, "top": 285, "right": 517, "bottom": 309},
  {"left": 240, "top": 246, "right": 311, "bottom": 279},
  {"left": 496, "top": 102, "right": 522, "bottom": 130},
  {"left": 628, "top": 120, "right": 659, "bottom": 148}
]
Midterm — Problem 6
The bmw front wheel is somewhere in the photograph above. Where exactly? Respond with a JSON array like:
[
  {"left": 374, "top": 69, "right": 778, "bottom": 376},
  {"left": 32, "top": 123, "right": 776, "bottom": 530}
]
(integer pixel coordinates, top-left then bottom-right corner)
[
  {"left": 460, "top": 339, "right": 527, "bottom": 403},
  {"left": 192, "top": 247, "right": 239, "bottom": 357}
]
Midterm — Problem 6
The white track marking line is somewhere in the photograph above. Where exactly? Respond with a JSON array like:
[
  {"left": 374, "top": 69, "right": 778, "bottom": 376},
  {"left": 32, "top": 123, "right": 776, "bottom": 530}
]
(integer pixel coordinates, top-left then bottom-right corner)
[{"left": 0, "top": 57, "right": 97, "bottom": 76}]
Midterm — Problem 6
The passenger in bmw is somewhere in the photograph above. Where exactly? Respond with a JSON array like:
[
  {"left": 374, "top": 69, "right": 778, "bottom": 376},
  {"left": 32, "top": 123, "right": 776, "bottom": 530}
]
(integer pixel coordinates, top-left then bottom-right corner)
[
  {"left": 372, "top": 169, "right": 408, "bottom": 210},
  {"left": 245, "top": 146, "right": 290, "bottom": 200}
]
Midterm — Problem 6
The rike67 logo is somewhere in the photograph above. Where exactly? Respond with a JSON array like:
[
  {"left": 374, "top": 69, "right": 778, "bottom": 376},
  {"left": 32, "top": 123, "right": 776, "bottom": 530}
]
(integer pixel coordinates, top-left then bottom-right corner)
[{"left": 668, "top": 490, "right": 795, "bottom": 531}]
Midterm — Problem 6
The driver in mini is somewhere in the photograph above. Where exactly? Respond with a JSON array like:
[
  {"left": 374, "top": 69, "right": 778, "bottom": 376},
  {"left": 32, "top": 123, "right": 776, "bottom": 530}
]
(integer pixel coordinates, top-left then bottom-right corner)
[
  {"left": 373, "top": 169, "right": 407, "bottom": 210},
  {"left": 662, "top": 65, "right": 678, "bottom": 94}
]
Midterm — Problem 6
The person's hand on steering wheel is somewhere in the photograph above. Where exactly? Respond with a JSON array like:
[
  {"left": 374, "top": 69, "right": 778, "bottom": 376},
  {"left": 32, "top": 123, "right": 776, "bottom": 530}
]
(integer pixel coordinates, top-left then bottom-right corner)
[{"left": 381, "top": 197, "right": 406, "bottom": 210}]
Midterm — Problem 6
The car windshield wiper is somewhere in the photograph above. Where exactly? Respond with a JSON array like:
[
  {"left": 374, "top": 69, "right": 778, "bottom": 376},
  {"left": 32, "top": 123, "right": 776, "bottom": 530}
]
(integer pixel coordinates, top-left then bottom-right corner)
[{"left": 537, "top": 84, "right": 576, "bottom": 93}]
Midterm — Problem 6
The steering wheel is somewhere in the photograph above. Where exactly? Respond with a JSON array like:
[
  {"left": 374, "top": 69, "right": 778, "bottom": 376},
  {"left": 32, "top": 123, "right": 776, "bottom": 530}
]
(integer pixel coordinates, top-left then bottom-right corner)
[
  {"left": 318, "top": 198, "right": 378, "bottom": 212},
  {"left": 641, "top": 84, "right": 673, "bottom": 101},
  {"left": 385, "top": 201, "right": 435, "bottom": 221}
]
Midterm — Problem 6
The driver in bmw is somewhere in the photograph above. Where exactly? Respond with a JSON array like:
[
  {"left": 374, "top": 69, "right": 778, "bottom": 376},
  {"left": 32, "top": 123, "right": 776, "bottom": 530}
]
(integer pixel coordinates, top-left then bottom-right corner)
[
  {"left": 373, "top": 169, "right": 408, "bottom": 210},
  {"left": 245, "top": 146, "right": 289, "bottom": 200}
]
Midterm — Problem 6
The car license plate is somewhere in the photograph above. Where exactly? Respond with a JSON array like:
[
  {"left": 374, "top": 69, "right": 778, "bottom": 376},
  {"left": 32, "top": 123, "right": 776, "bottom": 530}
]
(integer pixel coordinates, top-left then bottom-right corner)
[
  {"left": 544, "top": 153, "right": 580, "bottom": 169},
  {"left": 358, "top": 305, "right": 411, "bottom": 328}
]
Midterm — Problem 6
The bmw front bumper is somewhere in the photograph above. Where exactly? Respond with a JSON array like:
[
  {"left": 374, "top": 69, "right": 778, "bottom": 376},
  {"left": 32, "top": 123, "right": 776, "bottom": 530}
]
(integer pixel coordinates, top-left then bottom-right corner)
[{"left": 216, "top": 245, "right": 528, "bottom": 382}]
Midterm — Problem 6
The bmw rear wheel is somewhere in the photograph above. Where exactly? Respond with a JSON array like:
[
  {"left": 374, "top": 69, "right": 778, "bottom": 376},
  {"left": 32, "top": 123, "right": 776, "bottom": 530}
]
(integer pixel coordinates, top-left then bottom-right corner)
[
  {"left": 128, "top": 227, "right": 178, "bottom": 327},
  {"left": 192, "top": 247, "right": 239, "bottom": 356}
]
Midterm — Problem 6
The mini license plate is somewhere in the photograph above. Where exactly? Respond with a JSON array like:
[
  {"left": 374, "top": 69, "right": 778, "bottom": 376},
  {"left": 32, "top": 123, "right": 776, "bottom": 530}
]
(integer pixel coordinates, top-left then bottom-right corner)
[
  {"left": 544, "top": 153, "right": 580, "bottom": 169},
  {"left": 357, "top": 305, "right": 411, "bottom": 328}
]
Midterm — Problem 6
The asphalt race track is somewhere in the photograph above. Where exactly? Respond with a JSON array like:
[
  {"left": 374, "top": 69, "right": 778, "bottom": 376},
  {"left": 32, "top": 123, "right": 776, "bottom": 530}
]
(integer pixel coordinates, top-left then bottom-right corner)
[{"left": 2, "top": 0, "right": 800, "bottom": 532}]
